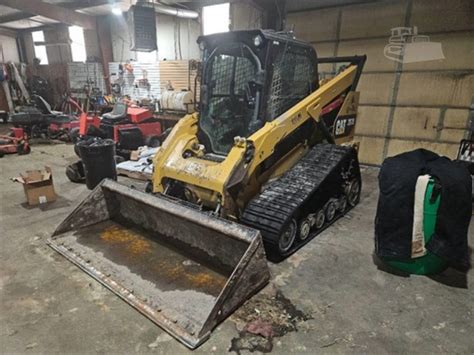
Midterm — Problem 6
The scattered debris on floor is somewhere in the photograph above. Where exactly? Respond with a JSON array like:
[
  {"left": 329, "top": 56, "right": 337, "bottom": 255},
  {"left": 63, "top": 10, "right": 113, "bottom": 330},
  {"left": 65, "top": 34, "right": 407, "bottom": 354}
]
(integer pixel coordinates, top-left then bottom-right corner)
[
  {"left": 229, "top": 287, "right": 312, "bottom": 354},
  {"left": 244, "top": 318, "right": 275, "bottom": 338}
]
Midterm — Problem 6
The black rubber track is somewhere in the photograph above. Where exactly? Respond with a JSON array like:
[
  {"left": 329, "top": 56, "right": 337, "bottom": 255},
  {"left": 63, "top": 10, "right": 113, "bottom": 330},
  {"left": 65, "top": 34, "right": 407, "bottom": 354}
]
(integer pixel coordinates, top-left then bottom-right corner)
[{"left": 241, "top": 143, "right": 361, "bottom": 262}]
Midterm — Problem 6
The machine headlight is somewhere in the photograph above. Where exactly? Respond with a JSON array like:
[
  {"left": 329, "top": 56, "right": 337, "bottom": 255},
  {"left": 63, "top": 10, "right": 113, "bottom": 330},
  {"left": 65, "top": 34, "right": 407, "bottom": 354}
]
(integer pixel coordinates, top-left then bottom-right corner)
[
  {"left": 253, "top": 35, "right": 263, "bottom": 47},
  {"left": 199, "top": 41, "right": 206, "bottom": 51}
]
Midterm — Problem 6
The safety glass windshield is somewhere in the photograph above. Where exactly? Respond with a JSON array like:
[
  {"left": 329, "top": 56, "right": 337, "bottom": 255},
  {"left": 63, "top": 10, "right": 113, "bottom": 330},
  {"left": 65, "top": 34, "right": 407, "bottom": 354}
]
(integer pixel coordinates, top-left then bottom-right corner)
[{"left": 200, "top": 43, "right": 261, "bottom": 155}]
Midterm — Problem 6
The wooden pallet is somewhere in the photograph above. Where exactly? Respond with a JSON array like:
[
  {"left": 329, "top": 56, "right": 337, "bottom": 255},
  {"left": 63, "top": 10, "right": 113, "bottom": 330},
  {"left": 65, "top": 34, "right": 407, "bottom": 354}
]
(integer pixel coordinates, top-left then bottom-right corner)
[{"left": 117, "top": 166, "right": 152, "bottom": 181}]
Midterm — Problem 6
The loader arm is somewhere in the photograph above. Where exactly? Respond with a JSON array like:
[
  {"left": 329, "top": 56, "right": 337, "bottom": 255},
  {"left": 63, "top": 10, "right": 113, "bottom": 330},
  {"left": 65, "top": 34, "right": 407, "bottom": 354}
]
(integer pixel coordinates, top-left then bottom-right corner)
[
  {"left": 246, "top": 60, "right": 361, "bottom": 171},
  {"left": 222, "top": 59, "right": 364, "bottom": 214}
]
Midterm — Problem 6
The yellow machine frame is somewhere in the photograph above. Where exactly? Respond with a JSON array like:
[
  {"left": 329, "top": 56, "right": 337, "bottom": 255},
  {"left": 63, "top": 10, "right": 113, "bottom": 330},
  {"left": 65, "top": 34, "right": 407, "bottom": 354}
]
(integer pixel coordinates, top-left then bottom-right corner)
[{"left": 152, "top": 63, "right": 360, "bottom": 219}]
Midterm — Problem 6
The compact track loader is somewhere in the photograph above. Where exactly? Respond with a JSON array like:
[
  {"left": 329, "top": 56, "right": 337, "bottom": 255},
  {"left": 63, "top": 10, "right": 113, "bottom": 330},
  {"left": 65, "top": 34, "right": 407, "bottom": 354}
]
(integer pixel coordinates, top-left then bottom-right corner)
[{"left": 49, "top": 30, "right": 366, "bottom": 348}]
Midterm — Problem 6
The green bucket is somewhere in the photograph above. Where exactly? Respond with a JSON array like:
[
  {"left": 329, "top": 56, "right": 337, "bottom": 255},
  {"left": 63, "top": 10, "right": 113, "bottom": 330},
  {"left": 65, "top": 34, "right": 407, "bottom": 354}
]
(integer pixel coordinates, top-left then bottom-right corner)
[{"left": 382, "top": 178, "right": 448, "bottom": 275}]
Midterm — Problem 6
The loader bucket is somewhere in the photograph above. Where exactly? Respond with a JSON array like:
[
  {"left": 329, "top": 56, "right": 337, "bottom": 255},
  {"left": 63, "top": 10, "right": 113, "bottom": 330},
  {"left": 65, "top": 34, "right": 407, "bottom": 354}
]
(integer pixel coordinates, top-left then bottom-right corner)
[{"left": 47, "top": 179, "right": 270, "bottom": 349}]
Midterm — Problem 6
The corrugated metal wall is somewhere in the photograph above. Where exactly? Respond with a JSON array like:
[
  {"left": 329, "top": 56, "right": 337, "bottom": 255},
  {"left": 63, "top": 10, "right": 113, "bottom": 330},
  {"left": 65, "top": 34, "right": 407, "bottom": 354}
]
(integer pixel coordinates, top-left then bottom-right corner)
[
  {"left": 67, "top": 62, "right": 106, "bottom": 98},
  {"left": 106, "top": 60, "right": 200, "bottom": 102},
  {"left": 159, "top": 60, "right": 190, "bottom": 91},
  {"left": 287, "top": 0, "right": 473, "bottom": 164},
  {"left": 109, "top": 62, "right": 161, "bottom": 100},
  {"left": 159, "top": 59, "right": 200, "bottom": 101}
]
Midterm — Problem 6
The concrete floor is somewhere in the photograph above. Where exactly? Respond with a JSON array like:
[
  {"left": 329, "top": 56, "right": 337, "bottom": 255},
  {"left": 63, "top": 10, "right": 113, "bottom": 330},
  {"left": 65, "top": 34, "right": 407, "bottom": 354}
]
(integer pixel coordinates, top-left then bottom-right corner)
[{"left": 1, "top": 142, "right": 472, "bottom": 354}]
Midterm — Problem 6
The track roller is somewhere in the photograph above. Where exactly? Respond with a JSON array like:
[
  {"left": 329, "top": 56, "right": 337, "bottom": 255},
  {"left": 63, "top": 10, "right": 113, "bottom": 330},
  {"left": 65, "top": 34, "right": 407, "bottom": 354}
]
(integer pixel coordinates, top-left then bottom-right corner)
[
  {"left": 338, "top": 195, "right": 348, "bottom": 212},
  {"left": 325, "top": 199, "right": 337, "bottom": 222},
  {"left": 298, "top": 216, "right": 312, "bottom": 241}
]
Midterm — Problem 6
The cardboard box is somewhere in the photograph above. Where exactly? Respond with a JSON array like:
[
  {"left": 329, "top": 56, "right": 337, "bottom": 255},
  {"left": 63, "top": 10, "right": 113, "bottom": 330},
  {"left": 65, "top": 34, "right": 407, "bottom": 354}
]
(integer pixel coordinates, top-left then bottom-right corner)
[
  {"left": 13, "top": 166, "right": 57, "bottom": 206},
  {"left": 130, "top": 149, "right": 140, "bottom": 161}
]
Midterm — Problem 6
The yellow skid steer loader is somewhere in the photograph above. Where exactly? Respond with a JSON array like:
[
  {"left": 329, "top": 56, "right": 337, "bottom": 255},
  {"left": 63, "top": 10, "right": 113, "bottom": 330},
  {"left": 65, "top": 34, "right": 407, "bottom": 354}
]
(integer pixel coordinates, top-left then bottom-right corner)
[{"left": 49, "top": 30, "right": 366, "bottom": 349}]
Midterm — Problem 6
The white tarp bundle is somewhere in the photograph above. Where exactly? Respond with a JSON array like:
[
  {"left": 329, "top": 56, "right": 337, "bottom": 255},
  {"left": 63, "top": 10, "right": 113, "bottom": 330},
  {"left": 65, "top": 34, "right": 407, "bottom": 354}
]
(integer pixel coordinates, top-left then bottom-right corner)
[{"left": 116, "top": 146, "right": 159, "bottom": 180}]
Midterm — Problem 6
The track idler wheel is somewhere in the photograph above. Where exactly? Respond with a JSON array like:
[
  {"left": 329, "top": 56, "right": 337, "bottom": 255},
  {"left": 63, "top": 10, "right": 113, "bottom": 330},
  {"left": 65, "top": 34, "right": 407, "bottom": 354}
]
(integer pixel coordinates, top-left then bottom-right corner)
[
  {"left": 278, "top": 218, "right": 297, "bottom": 254},
  {"left": 346, "top": 179, "right": 361, "bottom": 207}
]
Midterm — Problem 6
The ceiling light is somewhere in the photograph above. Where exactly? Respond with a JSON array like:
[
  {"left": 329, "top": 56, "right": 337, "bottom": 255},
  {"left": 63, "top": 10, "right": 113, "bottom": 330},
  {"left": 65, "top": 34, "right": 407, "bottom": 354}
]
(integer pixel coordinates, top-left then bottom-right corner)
[{"left": 112, "top": 7, "right": 122, "bottom": 15}]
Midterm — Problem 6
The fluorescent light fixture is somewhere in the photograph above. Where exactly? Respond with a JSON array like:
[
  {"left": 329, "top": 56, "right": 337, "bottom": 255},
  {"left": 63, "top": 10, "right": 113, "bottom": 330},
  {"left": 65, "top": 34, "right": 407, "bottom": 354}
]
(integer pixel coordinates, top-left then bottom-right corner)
[{"left": 112, "top": 6, "right": 122, "bottom": 15}]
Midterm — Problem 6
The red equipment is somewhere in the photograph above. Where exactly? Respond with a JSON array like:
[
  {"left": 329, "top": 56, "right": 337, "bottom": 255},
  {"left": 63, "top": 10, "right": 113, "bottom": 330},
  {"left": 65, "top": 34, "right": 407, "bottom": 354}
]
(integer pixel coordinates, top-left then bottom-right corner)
[
  {"left": 73, "top": 103, "right": 162, "bottom": 157},
  {"left": 103, "top": 122, "right": 162, "bottom": 143},
  {"left": 10, "top": 95, "right": 79, "bottom": 141},
  {"left": 127, "top": 107, "right": 153, "bottom": 123},
  {"left": 74, "top": 107, "right": 160, "bottom": 139},
  {"left": 48, "top": 118, "right": 80, "bottom": 140},
  {"left": 0, "top": 128, "right": 30, "bottom": 157},
  {"left": 70, "top": 113, "right": 100, "bottom": 137}
]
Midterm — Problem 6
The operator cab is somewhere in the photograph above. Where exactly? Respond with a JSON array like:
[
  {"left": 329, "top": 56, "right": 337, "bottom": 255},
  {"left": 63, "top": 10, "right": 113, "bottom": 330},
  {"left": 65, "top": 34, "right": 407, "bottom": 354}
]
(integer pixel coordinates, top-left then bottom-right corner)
[{"left": 197, "top": 30, "right": 319, "bottom": 156}]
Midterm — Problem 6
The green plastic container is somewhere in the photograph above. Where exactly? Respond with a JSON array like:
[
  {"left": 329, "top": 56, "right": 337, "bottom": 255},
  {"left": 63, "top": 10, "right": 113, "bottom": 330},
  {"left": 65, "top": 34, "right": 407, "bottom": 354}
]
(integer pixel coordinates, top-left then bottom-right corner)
[{"left": 383, "top": 178, "right": 448, "bottom": 275}]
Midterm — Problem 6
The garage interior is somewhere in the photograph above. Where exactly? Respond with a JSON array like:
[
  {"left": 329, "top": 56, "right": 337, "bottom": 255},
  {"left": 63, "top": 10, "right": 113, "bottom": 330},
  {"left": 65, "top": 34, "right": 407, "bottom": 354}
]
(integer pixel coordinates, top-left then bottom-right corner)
[{"left": 0, "top": 0, "right": 473, "bottom": 353}]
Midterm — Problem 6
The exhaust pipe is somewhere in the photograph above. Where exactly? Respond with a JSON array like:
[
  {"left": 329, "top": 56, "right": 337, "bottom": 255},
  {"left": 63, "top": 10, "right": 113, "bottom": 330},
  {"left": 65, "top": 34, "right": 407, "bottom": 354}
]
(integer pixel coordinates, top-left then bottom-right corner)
[
  {"left": 48, "top": 179, "right": 269, "bottom": 348},
  {"left": 154, "top": 2, "right": 199, "bottom": 19}
]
